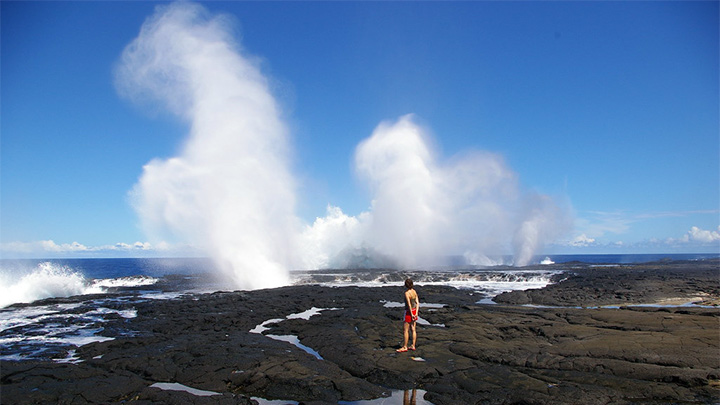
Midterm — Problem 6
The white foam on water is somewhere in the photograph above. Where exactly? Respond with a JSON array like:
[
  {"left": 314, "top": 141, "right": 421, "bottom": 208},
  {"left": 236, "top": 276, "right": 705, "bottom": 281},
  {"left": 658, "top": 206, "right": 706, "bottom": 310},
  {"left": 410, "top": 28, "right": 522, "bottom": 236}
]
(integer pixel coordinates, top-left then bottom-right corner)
[
  {"left": 0, "top": 306, "right": 60, "bottom": 332},
  {"left": 540, "top": 257, "right": 555, "bottom": 265},
  {"left": 293, "top": 270, "right": 562, "bottom": 297},
  {"left": 0, "top": 297, "right": 139, "bottom": 362},
  {"left": 85, "top": 307, "right": 138, "bottom": 319},
  {"left": 0, "top": 262, "right": 159, "bottom": 308},
  {"left": 474, "top": 279, "right": 554, "bottom": 297},
  {"left": 0, "top": 262, "right": 95, "bottom": 308},
  {"left": 141, "top": 291, "right": 187, "bottom": 301},
  {"left": 50, "top": 329, "right": 115, "bottom": 347},
  {"left": 91, "top": 275, "right": 158, "bottom": 289},
  {"left": 55, "top": 349, "right": 82, "bottom": 364}
]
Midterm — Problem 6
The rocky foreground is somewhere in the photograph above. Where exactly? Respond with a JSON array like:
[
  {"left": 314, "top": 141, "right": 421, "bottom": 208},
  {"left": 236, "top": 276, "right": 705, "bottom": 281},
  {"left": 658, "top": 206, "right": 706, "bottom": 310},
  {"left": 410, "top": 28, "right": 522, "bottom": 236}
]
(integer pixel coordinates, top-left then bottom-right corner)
[{"left": 2, "top": 260, "right": 719, "bottom": 404}]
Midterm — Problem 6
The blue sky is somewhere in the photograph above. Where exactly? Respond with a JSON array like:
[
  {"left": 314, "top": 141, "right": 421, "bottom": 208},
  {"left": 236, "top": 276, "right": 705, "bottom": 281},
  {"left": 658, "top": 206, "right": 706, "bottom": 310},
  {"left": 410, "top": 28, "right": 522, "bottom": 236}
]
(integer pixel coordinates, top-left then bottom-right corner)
[{"left": 1, "top": 1, "right": 718, "bottom": 259}]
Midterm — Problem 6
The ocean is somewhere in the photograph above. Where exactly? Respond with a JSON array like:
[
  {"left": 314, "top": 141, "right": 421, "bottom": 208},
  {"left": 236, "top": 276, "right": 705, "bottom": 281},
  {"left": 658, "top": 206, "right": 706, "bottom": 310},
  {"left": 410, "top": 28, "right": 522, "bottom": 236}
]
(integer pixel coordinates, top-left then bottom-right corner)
[{"left": 0, "top": 253, "right": 717, "bottom": 365}]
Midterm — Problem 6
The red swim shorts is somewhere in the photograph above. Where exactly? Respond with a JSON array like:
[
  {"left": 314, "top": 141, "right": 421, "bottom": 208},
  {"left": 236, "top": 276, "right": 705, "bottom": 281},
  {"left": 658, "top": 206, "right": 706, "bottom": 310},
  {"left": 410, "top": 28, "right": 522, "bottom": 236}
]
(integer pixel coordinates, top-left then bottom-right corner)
[{"left": 404, "top": 308, "right": 418, "bottom": 323}]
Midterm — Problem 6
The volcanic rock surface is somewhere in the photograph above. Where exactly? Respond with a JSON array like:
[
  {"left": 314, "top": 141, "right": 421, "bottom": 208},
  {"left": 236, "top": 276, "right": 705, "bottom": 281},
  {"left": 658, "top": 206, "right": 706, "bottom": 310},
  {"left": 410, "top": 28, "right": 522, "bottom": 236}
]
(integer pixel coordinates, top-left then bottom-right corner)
[{"left": 2, "top": 260, "right": 719, "bottom": 404}]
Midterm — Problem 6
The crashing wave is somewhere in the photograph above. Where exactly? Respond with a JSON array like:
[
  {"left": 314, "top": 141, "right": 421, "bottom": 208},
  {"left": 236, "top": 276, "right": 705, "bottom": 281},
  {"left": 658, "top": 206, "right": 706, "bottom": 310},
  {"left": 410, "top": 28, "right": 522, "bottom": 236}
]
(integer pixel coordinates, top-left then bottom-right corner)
[{"left": 0, "top": 262, "right": 158, "bottom": 308}]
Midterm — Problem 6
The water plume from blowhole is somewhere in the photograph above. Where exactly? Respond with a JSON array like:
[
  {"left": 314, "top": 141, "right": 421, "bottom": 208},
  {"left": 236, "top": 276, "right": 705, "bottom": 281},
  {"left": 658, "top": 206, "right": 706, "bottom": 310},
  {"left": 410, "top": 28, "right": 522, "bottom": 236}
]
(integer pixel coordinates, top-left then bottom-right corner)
[
  {"left": 116, "top": 2, "right": 295, "bottom": 289},
  {"left": 117, "top": 1, "right": 572, "bottom": 290}
]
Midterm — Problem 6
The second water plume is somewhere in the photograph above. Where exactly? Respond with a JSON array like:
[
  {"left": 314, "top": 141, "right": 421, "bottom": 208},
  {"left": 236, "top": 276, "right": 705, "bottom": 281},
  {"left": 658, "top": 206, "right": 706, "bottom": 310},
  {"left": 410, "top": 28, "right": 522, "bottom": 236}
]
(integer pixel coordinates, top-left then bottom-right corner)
[
  {"left": 302, "top": 115, "right": 570, "bottom": 268},
  {"left": 115, "top": 2, "right": 297, "bottom": 289}
]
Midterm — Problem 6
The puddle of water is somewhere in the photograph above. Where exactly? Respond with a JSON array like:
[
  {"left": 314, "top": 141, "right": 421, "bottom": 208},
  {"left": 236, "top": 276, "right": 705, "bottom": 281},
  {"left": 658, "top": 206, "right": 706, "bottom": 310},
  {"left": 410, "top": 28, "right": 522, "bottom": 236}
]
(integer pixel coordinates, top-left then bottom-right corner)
[
  {"left": 253, "top": 389, "right": 434, "bottom": 405},
  {"left": 381, "top": 301, "right": 445, "bottom": 309},
  {"left": 382, "top": 302, "right": 446, "bottom": 327},
  {"left": 252, "top": 397, "right": 299, "bottom": 405},
  {"left": 287, "top": 307, "right": 340, "bottom": 320},
  {"left": 150, "top": 382, "right": 221, "bottom": 397},
  {"left": 249, "top": 308, "right": 340, "bottom": 360},
  {"left": 265, "top": 334, "right": 323, "bottom": 360},
  {"left": 523, "top": 302, "right": 718, "bottom": 310},
  {"left": 475, "top": 298, "right": 497, "bottom": 305},
  {"left": 339, "top": 389, "right": 434, "bottom": 405},
  {"left": 249, "top": 318, "right": 285, "bottom": 334}
]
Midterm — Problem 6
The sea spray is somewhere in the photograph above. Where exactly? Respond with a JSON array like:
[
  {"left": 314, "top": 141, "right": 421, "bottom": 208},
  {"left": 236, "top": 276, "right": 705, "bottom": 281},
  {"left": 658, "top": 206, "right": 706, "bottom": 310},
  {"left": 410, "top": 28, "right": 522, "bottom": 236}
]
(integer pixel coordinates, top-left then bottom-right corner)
[
  {"left": 512, "top": 193, "right": 571, "bottom": 266},
  {"left": 0, "top": 262, "right": 99, "bottom": 308},
  {"left": 0, "top": 262, "right": 160, "bottom": 308},
  {"left": 117, "top": 2, "right": 570, "bottom": 284},
  {"left": 300, "top": 115, "right": 570, "bottom": 269},
  {"left": 116, "top": 2, "right": 296, "bottom": 289}
]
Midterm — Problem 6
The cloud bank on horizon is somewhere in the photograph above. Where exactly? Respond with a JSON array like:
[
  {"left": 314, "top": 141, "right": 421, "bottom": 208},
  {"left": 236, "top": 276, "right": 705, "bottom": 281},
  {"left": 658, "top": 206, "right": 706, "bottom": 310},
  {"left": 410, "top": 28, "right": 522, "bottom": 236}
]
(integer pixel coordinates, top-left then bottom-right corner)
[{"left": 4, "top": 221, "right": 718, "bottom": 260}]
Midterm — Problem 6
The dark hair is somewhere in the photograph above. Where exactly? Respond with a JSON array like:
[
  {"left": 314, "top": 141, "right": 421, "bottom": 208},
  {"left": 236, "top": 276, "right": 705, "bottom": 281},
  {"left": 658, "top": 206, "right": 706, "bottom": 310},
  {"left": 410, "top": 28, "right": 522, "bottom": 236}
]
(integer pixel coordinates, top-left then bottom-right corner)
[{"left": 404, "top": 278, "right": 414, "bottom": 289}]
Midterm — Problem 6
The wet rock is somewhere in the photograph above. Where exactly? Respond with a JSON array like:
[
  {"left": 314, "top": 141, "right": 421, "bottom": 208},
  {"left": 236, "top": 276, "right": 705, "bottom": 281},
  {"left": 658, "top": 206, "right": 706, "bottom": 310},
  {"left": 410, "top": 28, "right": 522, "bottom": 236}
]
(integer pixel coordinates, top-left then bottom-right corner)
[
  {"left": 494, "top": 259, "right": 720, "bottom": 307},
  {"left": 2, "top": 261, "right": 719, "bottom": 404}
]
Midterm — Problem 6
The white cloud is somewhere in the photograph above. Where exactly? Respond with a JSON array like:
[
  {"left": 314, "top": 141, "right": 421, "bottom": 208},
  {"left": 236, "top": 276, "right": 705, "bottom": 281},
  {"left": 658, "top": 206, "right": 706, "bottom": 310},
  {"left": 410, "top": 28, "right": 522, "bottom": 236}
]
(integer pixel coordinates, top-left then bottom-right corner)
[
  {"left": 1, "top": 240, "right": 90, "bottom": 253},
  {"left": 684, "top": 226, "right": 720, "bottom": 244},
  {"left": 548, "top": 224, "right": 720, "bottom": 254},
  {"left": 0, "top": 240, "right": 198, "bottom": 258},
  {"left": 569, "top": 234, "right": 596, "bottom": 247},
  {"left": 133, "top": 241, "right": 153, "bottom": 250},
  {"left": 46, "top": 240, "right": 88, "bottom": 252}
]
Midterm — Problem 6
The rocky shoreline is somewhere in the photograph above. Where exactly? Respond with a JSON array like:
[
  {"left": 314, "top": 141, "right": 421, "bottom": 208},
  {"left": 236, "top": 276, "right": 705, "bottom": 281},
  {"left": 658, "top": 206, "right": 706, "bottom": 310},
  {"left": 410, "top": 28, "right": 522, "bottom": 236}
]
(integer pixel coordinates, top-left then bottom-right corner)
[{"left": 2, "top": 259, "right": 719, "bottom": 404}]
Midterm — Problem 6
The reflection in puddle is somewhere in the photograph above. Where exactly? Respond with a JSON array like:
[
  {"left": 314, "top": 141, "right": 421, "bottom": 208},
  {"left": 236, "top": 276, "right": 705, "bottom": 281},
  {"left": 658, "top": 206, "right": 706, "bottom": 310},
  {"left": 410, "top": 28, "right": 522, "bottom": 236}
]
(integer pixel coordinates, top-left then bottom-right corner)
[
  {"left": 339, "top": 389, "right": 434, "bottom": 405},
  {"left": 253, "top": 389, "right": 433, "bottom": 405}
]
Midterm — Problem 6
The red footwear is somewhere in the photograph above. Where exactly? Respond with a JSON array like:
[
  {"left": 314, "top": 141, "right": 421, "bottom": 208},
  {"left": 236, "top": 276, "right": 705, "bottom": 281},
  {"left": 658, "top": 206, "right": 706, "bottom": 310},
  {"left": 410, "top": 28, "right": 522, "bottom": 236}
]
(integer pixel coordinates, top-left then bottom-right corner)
[
  {"left": 396, "top": 347, "right": 408, "bottom": 353},
  {"left": 409, "top": 346, "right": 416, "bottom": 351}
]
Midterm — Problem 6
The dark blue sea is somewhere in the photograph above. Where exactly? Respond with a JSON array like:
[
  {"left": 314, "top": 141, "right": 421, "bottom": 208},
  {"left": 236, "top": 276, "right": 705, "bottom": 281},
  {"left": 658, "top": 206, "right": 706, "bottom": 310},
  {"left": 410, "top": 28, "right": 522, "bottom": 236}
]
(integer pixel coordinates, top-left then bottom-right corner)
[{"left": 1, "top": 253, "right": 718, "bottom": 309}]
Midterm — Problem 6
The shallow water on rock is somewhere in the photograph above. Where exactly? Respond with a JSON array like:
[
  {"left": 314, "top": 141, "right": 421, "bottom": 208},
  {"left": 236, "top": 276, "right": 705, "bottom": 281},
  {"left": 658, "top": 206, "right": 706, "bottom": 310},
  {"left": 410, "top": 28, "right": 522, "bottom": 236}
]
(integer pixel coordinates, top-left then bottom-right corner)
[
  {"left": 339, "top": 389, "right": 434, "bottom": 405},
  {"left": 251, "top": 389, "right": 434, "bottom": 405},
  {"left": 249, "top": 307, "right": 339, "bottom": 360}
]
